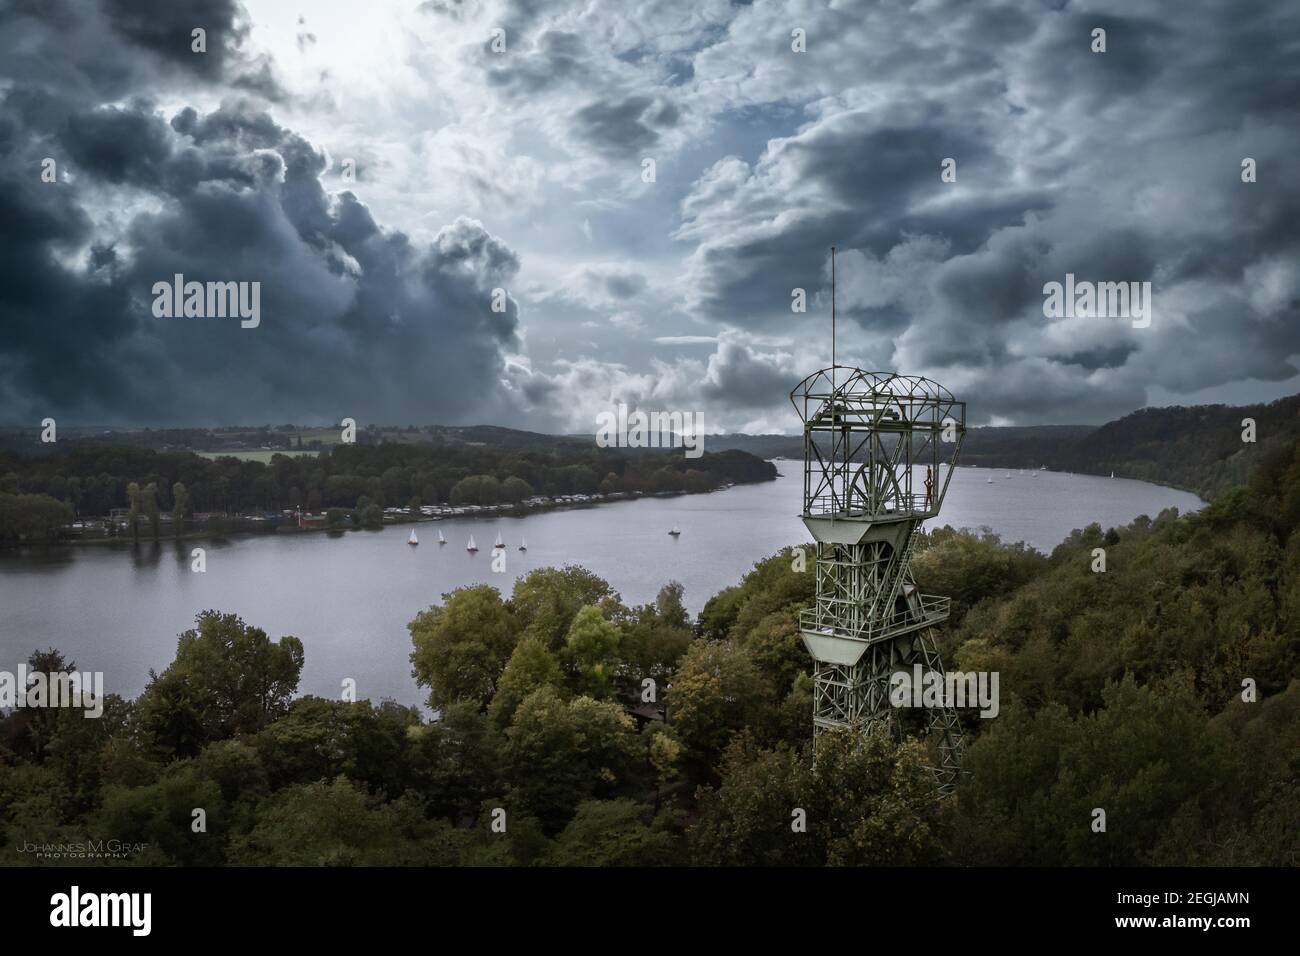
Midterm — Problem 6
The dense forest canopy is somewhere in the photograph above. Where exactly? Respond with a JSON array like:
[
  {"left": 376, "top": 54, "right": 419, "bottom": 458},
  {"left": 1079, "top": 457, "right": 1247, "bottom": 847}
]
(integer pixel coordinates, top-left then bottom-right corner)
[{"left": 1, "top": 437, "right": 1297, "bottom": 865}]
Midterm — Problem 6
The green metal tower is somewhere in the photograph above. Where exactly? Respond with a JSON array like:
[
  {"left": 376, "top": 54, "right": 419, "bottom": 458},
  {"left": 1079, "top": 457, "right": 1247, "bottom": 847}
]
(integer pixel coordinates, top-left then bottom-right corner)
[{"left": 789, "top": 367, "right": 966, "bottom": 794}]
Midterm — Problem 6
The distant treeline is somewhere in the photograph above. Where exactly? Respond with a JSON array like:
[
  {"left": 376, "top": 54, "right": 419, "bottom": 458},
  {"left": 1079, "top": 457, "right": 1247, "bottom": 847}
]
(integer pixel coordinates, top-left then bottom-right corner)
[
  {"left": 0, "top": 422, "right": 591, "bottom": 456},
  {"left": 0, "top": 444, "right": 775, "bottom": 544}
]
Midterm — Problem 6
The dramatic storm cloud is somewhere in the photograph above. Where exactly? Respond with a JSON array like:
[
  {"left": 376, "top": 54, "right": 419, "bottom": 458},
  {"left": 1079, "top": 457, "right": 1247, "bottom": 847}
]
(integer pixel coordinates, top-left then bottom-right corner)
[
  {"left": 1, "top": 0, "right": 1297, "bottom": 431},
  {"left": 0, "top": 0, "right": 523, "bottom": 426}
]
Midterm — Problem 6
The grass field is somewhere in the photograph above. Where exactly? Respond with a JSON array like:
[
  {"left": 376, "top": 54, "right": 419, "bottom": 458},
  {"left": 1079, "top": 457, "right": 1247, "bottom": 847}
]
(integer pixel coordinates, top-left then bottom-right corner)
[
  {"left": 195, "top": 449, "right": 322, "bottom": 463},
  {"left": 292, "top": 428, "right": 343, "bottom": 444}
]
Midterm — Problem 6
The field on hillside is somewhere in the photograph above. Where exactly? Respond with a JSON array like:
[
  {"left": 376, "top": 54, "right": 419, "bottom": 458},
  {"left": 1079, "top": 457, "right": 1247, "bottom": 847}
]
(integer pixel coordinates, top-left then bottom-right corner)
[{"left": 195, "top": 450, "right": 322, "bottom": 463}]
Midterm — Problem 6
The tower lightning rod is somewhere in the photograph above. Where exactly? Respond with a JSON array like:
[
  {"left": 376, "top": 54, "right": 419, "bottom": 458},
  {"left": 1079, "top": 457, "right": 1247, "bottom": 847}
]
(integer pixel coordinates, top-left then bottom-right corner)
[{"left": 831, "top": 245, "right": 836, "bottom": 388}]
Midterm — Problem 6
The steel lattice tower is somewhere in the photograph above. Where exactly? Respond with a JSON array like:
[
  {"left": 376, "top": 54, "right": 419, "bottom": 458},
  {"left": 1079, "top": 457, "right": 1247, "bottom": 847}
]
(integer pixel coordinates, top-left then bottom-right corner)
[{"left": 790, "top": 367, "right": 966, "bottom": 794}]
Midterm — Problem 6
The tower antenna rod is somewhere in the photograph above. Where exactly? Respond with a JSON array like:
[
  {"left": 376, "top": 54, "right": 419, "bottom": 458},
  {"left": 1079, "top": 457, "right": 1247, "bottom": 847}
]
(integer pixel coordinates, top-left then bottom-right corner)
[{"left": 831, "top": 245, "right": 836, "bottom": 388}]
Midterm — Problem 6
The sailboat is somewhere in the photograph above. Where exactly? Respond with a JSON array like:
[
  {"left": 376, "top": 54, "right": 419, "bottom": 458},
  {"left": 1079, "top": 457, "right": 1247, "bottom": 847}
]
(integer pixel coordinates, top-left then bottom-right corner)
[
  {"left": 437, "top": 529, "right": 446, "bottom": 545},
  {"left": 518, "top": 536, "right": 527, "bottom": 551},
  {"left": 466, "top": 535, "right": 478, "bottom": 552},
  {"left": 669, "top": 525, "right": 681, "bottom": 537},
  {"left": 986, "top": 477, "right": 993, "bottom": 484},
  {"left": 493, "top": 532, "right": 505, "bottom": 550},
  {"left": 1110, "top": 471, "right": 1115, "bottom": 479},
  {"left": 1004, "top": 473, "right": 1012, "bottom": 479},
  {"left": 408, "top": 529, "right": 419, "bottom": 546}
]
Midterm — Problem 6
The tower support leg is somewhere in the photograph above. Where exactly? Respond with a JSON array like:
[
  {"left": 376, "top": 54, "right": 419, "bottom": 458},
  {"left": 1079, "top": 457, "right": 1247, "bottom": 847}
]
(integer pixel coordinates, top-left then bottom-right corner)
[{"left": 811, "top": 630, "right": 963, "bottom": 795}]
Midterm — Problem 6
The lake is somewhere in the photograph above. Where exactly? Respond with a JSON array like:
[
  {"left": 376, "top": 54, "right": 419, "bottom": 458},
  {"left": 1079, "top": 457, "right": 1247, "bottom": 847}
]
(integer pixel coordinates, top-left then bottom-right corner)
[{"left": 0, "top": 462, "right": 1204, "bottom": 708}]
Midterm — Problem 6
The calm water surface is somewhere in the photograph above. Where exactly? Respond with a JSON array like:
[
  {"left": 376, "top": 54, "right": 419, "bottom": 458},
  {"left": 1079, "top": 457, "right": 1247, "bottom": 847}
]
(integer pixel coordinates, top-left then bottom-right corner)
[{"left": 0, "top": 462, "right": 1203, "bottom": 707}]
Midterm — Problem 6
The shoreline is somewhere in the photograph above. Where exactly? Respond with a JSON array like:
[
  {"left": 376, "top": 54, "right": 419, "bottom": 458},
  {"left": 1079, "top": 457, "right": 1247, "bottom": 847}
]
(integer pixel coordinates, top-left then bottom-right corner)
[
  {"left": 959, "top": 463, "right": 1208, "bottom": 503},
  {"left": 2, "top": 477, "right": 772, "bottom": 552}
]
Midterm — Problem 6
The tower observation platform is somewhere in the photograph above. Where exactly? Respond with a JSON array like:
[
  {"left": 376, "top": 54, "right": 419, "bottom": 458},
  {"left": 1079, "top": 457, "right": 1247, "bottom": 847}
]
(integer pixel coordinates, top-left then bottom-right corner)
[{"left": 790, "top": 366, "right": 966, "bottom": 794}]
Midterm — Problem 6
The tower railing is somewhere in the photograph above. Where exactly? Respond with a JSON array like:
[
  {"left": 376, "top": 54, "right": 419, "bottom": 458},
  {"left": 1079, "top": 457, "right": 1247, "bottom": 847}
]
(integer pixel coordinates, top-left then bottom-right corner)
[
  {"left": 798, "top": 594, "right": 951, "bottom": 645},
  {"left": 803, "top": 492, "right": 937, "bottom": 519}
]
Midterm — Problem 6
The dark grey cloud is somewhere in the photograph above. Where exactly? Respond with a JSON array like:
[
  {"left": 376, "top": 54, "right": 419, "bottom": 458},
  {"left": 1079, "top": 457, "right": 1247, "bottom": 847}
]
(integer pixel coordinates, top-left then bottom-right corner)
[
  {"left": 61, "top": 104, "right": 176, "bottom": 186},
  {"left": 583, "top": 266, "right": 647, "bottom": 302},
  {"left": 572, "top": 95, "right": 680, "bottom": 156},
  {"left": 1018, "top": 12, "right": 1175, "bottom": 112},
  {"left": 104, "top": 0, "right": 247, "bottom": 78},
  {"left": 678, "top": 111, "right": 1048, "bottom": 328},
  {"left": 484, "top": 29, "right": 590, "bottom": 92},
  {"left": 0, "top": 0, "right": 284, "bottom": 102},
  {"left": 1, "top": 100, "right": 524, "bottom": 425},
  {"left": 0, "top": 1, "right": 526, "bottom": 426},
  {"left": 696, "top": 335, "right": 797, "bottom": 410}
]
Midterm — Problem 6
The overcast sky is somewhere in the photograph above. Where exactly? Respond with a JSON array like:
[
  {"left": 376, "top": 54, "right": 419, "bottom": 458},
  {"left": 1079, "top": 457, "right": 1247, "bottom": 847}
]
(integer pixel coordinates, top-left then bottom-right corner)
[{"left": 2, "top": 0, "right": 1298, "bottom": 433}]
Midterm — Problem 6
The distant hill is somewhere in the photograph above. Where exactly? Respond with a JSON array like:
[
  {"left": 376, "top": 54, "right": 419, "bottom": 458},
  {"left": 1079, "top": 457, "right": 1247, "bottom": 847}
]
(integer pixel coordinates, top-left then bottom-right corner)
[
  {"left": 702, "top": 396, "right": 1300, "bottom": 500},
  {"left": 682, "top": 434, "right": 804, "bottom": 459},
  {"left": 423, "top": 425, "right": 586, "bottom": 450},
  {"left": 6, "top": 394, "right": 1296, "bottom": 500},
  {"left": 959, "top": 425, "right": 1096, "bottom": 468},
  {"left": 0, "top": 422, "right": 586, "bottom": 457},
  {"left": 695, "top": 426, "right": 1099, "bottom": 468}
]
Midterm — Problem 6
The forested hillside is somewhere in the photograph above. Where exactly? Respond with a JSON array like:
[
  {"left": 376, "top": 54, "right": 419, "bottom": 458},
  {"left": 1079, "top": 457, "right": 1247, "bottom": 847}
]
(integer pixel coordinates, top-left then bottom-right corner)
[
  {"left": 958, "top": 396, "right": 1300, "bottom": 500},
  {"left": 1045, "top": 396, "right": 1300, "bottom": 499}
]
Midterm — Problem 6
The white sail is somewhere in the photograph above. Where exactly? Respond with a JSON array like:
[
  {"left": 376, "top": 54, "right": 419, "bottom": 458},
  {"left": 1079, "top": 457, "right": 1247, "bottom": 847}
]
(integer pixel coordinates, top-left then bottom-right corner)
[
  {"left": 467, "top": 535, "right": 477, "bottom": 551},
  {"left": 494, "top": 531, "right": 504, "bottom": 548},
  {"left": 519, "top": 536, "right": 527, "bottom": 550},
  {"left": 408, "top": 529, "right": 418, "bottom": 544},
  {"left": 437, "top": 529, "right": 446, "bottom": 544}
]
